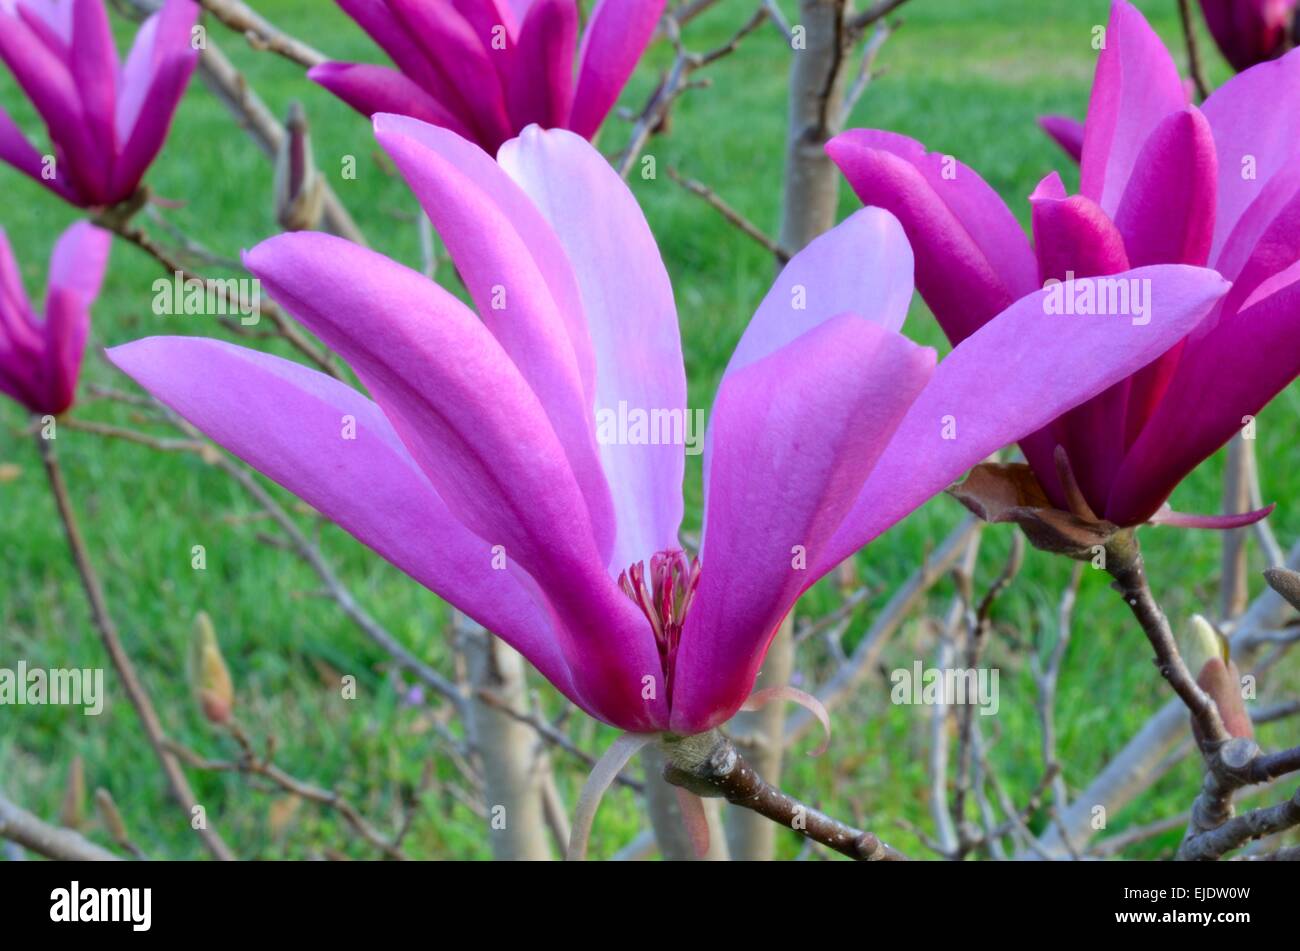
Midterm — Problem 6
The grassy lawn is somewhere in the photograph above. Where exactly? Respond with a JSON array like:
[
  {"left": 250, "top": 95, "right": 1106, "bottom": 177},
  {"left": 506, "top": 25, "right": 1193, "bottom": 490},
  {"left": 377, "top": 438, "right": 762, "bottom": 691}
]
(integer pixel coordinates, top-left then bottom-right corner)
[{"left": 1, "top": 0, "right": 1296, "bottom": 859}]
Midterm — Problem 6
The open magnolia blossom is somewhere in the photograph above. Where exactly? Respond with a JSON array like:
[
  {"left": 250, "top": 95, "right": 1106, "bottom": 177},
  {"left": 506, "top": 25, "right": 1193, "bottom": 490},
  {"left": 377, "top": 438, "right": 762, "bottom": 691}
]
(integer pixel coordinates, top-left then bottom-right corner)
[
  {"left": 831, "top": 0, "right": 1300, "bottom": 534},
  {"left": 0, "top": 221, "right": 110, "bottom": 416},
  {"left": 311, "top": 0, "right": 664, "bottom": 153},
  {"left": 110, "top": 118, "right": 1228, "bottom": 740},
  {"left": 0, "top": 0, "right": 200, "bottom": 208}
]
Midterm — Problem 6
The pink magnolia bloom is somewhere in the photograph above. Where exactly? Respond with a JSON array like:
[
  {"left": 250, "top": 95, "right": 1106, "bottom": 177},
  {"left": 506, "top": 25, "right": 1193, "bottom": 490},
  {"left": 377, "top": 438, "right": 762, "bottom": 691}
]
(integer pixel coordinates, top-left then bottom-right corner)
[
  {"left": 0, "top": 0, "right": 200, "bottom": 208},
  {"left": 830, "top": 0, "right": 1300, "bottom": 529},
  {"left": 0, "top": 221, "right": 111, "bottom": 415},
  {"left": 1201, "top": 0, "right": 1296, "bottom": 72},
  {"left": 109, "top": 118, "right": 1226, "bottom": 734},
  {"left": 310, "top": 0, "right": 665, "bottom": 153}
]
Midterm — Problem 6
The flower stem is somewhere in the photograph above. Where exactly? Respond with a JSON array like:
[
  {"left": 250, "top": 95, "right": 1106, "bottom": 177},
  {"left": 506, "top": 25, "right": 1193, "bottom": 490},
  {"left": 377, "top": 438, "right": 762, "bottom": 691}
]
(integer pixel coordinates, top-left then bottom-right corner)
[
  {"left": 36, "top": 431, "right": 235, "bottom": 861},
  {"left": 659, "top": 730, "right": 907, "bottom": 861}
]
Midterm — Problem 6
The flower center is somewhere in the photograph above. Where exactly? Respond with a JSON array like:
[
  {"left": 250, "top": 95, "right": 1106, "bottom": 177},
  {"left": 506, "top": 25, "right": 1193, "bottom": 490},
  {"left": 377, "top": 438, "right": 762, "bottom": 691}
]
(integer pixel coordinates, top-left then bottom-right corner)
[{"left": 618, "top": 548, "right": 700, "bottom": 704}]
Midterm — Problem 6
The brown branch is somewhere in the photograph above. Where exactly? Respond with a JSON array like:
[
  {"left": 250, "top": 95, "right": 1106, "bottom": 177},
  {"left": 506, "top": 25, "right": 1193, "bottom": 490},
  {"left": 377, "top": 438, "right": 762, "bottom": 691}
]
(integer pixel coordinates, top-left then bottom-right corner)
[
  {"left": 198, "top": 0, "right": 326, "bottom": 68},
  {"left": 660, "top": 731, "right": 907, "bottom": 860},
  {"left": 666, "top": 166, "right": 788, "bottom": 262},
  {"left": 1180, "top": 787, "right": 1300, "bottom": 862},
  {"left": 0, "top": 790, "right": 124, "bottom": 861},
  {"left": 167, "top": 723, "right": 407, "bottom": 860},
  {"left": 36, "top": 432, "right": 235, "bottom": 861},
  {"left": 847, "top": 0, "right": 912, "bottom": 33},
  {"left": 616, "top": 5, "right": 770, "bottom": 178},
  {"left": 1177, "top": 0, "right": 1212, "bottom": 101}
]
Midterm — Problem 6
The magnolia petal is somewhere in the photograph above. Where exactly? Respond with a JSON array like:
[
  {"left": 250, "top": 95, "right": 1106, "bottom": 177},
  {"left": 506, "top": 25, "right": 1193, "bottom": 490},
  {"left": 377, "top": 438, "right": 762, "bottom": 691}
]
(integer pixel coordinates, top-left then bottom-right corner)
[
  {"left": 567, "top": 733, "right": 656, "bottom": 861},
  {"left": 672, "top": 788, "right": 712, "bottom": 859},
  {"left": 742, "top": 686, "right": 832, "bottom": 756},
  {"left": 499, "top": 125, "right": 685, "bottom": 574},
  {"left": 569, "top": 0, "right": 665, "bottom": 139},
  {"left": 1080, "top": 0, "right": 1187, "bottom": 215},
  {"left": 672, "top": 315, "right": 934, "bottom": 734},
  {"left": 1038, "top": 114, "right": 1084, "bottom": 163},
  {"left": 819, "top": 265, "right": 1231, "bottom": 568},
  {"left": 1148, "top": 503, "right": 1276, "bottom": 529},
  {"left": 827, "top": 129, "right": 1038, "bottom": 344}
]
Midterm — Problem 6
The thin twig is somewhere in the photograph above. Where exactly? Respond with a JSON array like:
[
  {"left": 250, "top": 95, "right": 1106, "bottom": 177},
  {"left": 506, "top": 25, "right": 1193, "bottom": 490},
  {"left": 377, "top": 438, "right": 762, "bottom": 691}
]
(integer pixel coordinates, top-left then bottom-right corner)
[
  {"left": 1177, "top": 0, "right": 1212, "bottom": 100},
  {"left": 666, "top": 166, "right": 788, "bottom": 262},
  {"left": 198, "top": 0, "right": 327, "bottom": 68},
  {"left": 36, "top": 432, "right": 235, "bottom": 861}
]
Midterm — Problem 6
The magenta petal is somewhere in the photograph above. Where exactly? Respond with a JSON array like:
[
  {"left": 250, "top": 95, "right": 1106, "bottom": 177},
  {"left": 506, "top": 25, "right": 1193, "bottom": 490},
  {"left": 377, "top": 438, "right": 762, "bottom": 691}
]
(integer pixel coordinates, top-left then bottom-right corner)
[
  {"left": 243, "top": 233, "right": 663, "bottom": 730},
  {"left": 308, "top": 62, "right": 473, "bottom": 138},
  {"left": 827, "top": 129, "right": 1038, "bottom": 344},
  {"left": 104, "top": 335, "right": 590, "bottom": 707},
  {"left": 0, "top": 104, "right": 76, "bottom": 201},
  {"left": 375, "top": 115, "right": 616, "bottom": 561},
  {"left": 1199, "top": 0, "right": 1296, "bottom": 72},
  {"left": 506, "top": 0, "right": 578, "bottom": 130},
  {"left": 1112, "top": 107, "right": 1217, "bottom": 267},
  {"left": 1029, "top": 171, "right": 1131, "bottom": 283},
  {"left": 500, "top": 126, "right": 685, "bottom": 574},
  {"left": 1079, "top": 0, "right": 1188, "bottom": 216},
  {"left": 1149, "top": 503, "right": 1276, "bottom": 529},
  {"left": 1203, "top": 49, "right": 1300, "bottom": 263},
  {"left": 569, "top": 0, "right": 665, "bottom": 140},
  {"left": 70, "top": 0, "right": 117, "bottom": 158},
  {"left": 819, "top": 265, "right": 1231, "bottom": 569},
  {"left": 46, "top": 220, "right": 111, "bottom": 303},
  {"left": 671, "top": 315, "right": 935, "bottom": 734},
  {"left": 334, "top": 0, "right": 468, "bottom": 115},
  {"left": 728, "top": 207, "right": 915, "bottom": 371},
  {"left": 1107, "top": 267, "right": 1300, "bottom": 525},
  {"left": 1038, "top": 114, "right": 1085, "bottom": 163},
  {"left": 387, "top": 0, "right": 513, "bottom": 149}
]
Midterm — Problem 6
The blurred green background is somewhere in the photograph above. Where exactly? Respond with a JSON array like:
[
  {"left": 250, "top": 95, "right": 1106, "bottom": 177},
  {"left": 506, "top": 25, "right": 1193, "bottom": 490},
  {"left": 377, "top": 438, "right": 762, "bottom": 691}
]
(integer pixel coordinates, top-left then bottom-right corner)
[{"left": 1, "top": 0, "right": 1296, "bottom": 860}]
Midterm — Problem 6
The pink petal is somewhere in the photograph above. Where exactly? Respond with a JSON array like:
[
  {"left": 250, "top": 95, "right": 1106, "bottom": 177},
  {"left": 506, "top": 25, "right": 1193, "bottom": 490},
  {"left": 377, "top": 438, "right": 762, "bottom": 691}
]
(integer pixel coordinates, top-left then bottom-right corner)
[
  {"left": 742, "top": 685, "right": 832, "bottom": 756},
  {"left": 567, "top": 733, "right": 655, "bottom": 860},
  {"left": 307, "top": 62, "right": 474, "bottom": 138},
  {"left": 70, "top": 0, "right": 116, "bottom": 159},
  {"left": 818, "top": 265, "right": 1231, "bottom": 569},
  {"left": 827, "top": 129, "right": 1038, "bottom": 344},
  {"left": 243, "top": 232, "right": 664, "bottom": 730},
  {"left": 1079, "top": 0, "right": 1188, "bottom": 216},
  {"left": 46, "top": 220, "right": 110, "bottom": 303},
  {"left": 1107, "top": 265, "right": 1300, "bottom": 526},
  {"left": 1112, "top": 107, "right": 1217, "bottom": 267},
  {"left": 672, "top": 788, "right": 712, "bottom": 859},
  {"left": 387, "top": 0, "right": 513, "bottom": 150},
  {"left": 1029, "top": 171, "right": 1131, "bottom": 283},
  {"left": 1202, "top": 48, "right": 1300, "bottom": 265},
  {"left": 105, "top": 335, "right": 587, "bottom": 707},
  {"left": 569, "top": 0, "right": 665, "bottom": 140},
  {"left": 506, "top": 0, "right": 577, "bottom": 130},
  {"left": 499, "top": 125, "right": 685, "bottom": 574},
  {"left": 671, "top": 315, "right": 935, "bottom": 734},
  {"left": 0, "top": 103, "right": 76, "bottom": 201},
  {"left": 374, "top": 115, "right": 616, "bottom": 563},
  {"left": 1038, "top": 114, "right": 1085, "bottom": 163},
  {"left": 1148, "top": 503, "right": 1276, "bottom": 529}
]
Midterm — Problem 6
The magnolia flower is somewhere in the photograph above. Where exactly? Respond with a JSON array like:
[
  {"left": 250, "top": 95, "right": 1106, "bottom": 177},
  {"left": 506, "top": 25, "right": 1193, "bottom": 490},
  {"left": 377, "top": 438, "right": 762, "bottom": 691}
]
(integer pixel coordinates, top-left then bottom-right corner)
[
  {"left": 109, "top": 117, "right": 1226, "bottom": 736},
  {"left": 830, "top": 0, "right": 1300, "bottom": 531},
  {"left": 0, "top": 221, "right": 111, "bottom": 415},
  {"left": 310, "top": 0, "right": 665, "bottom": 153},
  {"left": 0, "top": 0, "right": 200, "bottom": 208},
  {"left": 1201, "top": 0, "right": 1296, "bottom": 72}
]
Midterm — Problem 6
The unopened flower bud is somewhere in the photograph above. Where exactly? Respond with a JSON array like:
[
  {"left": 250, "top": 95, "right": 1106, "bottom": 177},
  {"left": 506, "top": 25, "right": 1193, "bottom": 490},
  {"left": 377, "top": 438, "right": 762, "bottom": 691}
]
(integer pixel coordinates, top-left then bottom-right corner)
[
  {"left": 1183, "top": 614, "right": 1253, "bottom": 743},
  {"left": 189, "top": 610, "right": 235, "bottom": 725},
  {"left": 94, "top": 788, "right": 129, "bottom": 846},
  {"left": 274, "top": 101, "right": 325, "bottom": 232},
  {"left": 59, "top": 755, "right": 85, "bottom": 830}
]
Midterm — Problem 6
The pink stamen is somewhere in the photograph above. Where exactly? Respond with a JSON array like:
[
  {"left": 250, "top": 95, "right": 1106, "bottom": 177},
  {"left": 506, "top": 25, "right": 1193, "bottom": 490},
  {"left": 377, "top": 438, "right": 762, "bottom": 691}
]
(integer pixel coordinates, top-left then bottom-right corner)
[{"left": 618, "top": 548, "right": 700, "bottom": 703}]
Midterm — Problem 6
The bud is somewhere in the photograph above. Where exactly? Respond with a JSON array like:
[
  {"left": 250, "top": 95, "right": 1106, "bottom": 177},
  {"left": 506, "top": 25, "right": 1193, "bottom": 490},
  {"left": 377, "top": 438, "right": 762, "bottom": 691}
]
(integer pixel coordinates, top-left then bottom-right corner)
[
  {"left": 1183, "top": 614, "right": 1253, "bottom": 743},
  {"left": 59, "top": 755, "right": 85, "bottom": 829},
  {"left": 1199, "top": 0, "right": 1297, "bottom": 73},
  {"left": 189, "top": 611, "right": 235, "bottom": 725},
  {"left": 273, "top": 101, "right": 325, "bottom": 232},
  {"left": 94, "top": 788, "right": 129, "bottom": 846}
]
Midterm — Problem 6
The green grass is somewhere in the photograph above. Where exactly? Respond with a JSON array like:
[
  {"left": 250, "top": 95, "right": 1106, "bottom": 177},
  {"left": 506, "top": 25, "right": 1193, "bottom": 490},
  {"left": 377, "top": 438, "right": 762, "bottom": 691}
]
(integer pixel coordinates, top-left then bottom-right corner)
[{"left": 1, "top": 0, "right": 1296, "bottom": 860}]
